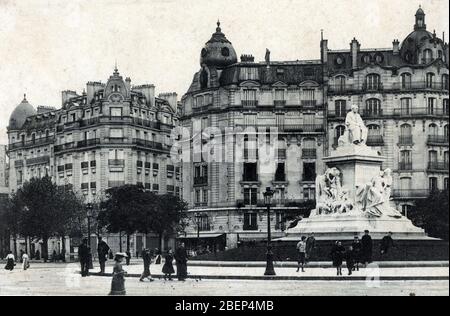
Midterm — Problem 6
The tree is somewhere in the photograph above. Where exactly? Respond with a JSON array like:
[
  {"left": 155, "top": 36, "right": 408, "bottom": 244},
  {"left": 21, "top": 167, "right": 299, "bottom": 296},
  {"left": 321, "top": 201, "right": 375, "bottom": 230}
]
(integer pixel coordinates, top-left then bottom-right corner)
[
  {"left": 9, "top": 176, "right": 84, "bottom": 262},
  {"left": 98, "top": 185, "right": 145, "bottom": 252},
  {"left": 409, "top": 190, "right": 449, "bottom": 241}
]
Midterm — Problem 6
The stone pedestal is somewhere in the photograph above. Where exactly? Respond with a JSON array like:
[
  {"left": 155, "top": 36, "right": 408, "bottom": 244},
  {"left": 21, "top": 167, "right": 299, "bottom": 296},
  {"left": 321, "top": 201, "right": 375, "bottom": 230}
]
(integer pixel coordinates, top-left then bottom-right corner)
[{"left": 284, "top": 144, "right": 429, "bottom": 241}]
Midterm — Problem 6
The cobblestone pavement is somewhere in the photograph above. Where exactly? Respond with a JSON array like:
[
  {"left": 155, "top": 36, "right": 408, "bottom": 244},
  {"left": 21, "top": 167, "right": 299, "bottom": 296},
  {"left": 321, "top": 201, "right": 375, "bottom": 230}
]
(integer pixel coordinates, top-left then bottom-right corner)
[{"left": 0, "top": 263, "right": 448, "bottom": 296}]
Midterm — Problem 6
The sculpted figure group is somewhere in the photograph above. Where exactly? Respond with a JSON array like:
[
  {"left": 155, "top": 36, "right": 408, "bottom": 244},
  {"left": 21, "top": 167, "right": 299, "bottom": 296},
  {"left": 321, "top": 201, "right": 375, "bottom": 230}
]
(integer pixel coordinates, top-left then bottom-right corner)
[{"left": 315, "top": 167, "right": 353, "bottom": 215}]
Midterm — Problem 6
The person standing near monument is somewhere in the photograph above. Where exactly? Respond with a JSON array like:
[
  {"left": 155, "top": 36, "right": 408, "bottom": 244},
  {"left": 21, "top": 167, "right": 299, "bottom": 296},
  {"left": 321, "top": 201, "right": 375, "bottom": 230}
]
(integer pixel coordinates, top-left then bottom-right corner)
[
  {"left": 380, "top": 232, "right": 395, "bottom": 256},
  {"left": 361, "top": 230, "right": 373, "bottom": 266},
  {"left": 345, "top": 104, "right": 368, "bottom": 145},
  {"left": 174, "top": 243, "right": 188, "bottom": 281},
  {"left": 4, "top": 251, "right": 15, "bottom": 271},
  {"left": 331, "top": 241, "right": 346, "bottom": 276},
  {"left": 305, "top": 233, "right": 316, "bottom": 263},
  {"left": 351, "top": 236, "right": 362, "bottom": 271},
  {"left": 296, "top": 236, "right": 307, "bottom": 272},
  {"left": 97, "top": 237, "right": 110, "bottom": 274}
]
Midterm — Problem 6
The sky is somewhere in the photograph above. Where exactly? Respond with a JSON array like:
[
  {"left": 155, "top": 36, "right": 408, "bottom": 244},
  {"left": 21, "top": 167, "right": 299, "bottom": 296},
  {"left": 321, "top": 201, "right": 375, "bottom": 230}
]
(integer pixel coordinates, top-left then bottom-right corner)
[{"left": 0, "top": 0, "right": 449, "bottom": 144}]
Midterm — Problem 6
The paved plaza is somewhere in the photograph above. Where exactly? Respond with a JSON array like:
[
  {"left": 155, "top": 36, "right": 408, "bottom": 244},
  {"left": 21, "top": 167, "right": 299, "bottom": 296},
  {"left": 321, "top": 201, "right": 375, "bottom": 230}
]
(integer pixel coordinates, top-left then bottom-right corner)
[{"left": 0, "top": 262, "right": 448, "bottom": 296}]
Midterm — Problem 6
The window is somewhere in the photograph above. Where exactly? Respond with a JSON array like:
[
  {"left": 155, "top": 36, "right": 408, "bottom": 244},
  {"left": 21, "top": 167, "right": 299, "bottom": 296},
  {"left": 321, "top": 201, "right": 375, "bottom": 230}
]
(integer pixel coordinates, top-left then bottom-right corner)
[
  {"left": 335, "top": 125, "right": 346, "bottom": 146},
  {"left": 335, "top": 75, "right": 346, "bottom": 92},
  {"left": 423, "top": 49, "right": 433, "bottom": 64},
  {"left": 275, "top": 163, "right": 286, "bottom": 182},
  {"left": 400, "top": 150, "right": 412, "bottom": 170},
  {"left": 429, "top": 177, "right": 438, "bottom": 192},
  {"left": 400, "top": 124, "right": 412, "bottom": 145},
  {"left": 428, "top": 123, "right": 438, "bottom": 136},
  {"left": 428, "top": 150, "right": 438, "bottom": 163},
  {"left": 243, "top": 163, "right": 258, "bottom": 182},
  {"left": 400, "top": 98, "right": 412, "bottom": 115},
  {"left": 303, "top": 162, "right": 316, "bottom": 182},
  {"left": 110, "top": 107, "right": 122, "bottom": 117},
  {"left": 241, "top": 68, "right": 258, "bottom": 81},
  {"left": 401, "top": 73, "right": 412, "bottom": 89},
  {"left": 243, "top": 188, "right": 258, "bottom": 206},
  {"left": 400, "top": 178, "right": 412, "bottom": 191},
  {"left": 442, "top": 74, "right": 449, "bottom": 90},
  {"left": 401, "top": 205, "right": 412, "bottom": 217},
  {"left": 335, "top": 100, "right": 347, "bottom": 117},
  {"left": 242, "top": 89, "right": 257, "bottom": 102},
  {"left": 426, "top": 73, "right": 435, "bottom": 88},
  {"left": 427, "top": 98, "right": 436, "bottom": 114},
  {"left": 365, "top": 98, "right": 381, "bottom": 116},
  {"left": 303, "top": 187, "right": 316, "bottom": 200},
  {"left": 365, "top": 74, "right": 380, "bottom": 91},
  {"left": 367, "top": 124, "right": 381, "bottom": 145},
  {"left": 274, "top": 89, "right": 285, "bottom": 101},
  {"left": 301, "top": 89, "right": 316, "bottom": 104},
  {"left": 243, "top": 213, "right": 258, "bottom": 231},
  {"left": 444, "top": 99, "right": 449, "bottom": 115},
  {"left": 202, "top": 189, "right": 208, "bottom": 204},
  {"left": 195, "top": 190, "right": 201, "bottom": 204}
]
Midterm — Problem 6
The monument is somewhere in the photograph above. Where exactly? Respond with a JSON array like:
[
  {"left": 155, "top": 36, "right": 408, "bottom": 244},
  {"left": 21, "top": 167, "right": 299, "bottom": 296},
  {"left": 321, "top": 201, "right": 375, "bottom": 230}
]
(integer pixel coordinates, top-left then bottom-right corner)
[{"left": 284, "top": 104, "right": 429, "bottom": 240}]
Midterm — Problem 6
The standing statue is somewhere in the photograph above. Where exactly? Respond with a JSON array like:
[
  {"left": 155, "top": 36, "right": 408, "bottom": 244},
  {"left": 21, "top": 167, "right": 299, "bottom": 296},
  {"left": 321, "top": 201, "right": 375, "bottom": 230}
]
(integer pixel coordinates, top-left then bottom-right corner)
[{"left": 344, "top": 104, "right": 368, "bottom": 145}]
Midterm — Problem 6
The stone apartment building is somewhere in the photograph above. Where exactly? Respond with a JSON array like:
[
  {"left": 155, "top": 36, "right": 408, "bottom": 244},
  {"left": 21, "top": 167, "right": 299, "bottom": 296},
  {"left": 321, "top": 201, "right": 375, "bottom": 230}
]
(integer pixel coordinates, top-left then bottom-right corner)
[
  {"left": 180, "top": 8, "right": 449, "bottom": 249},
  {"left": 6, "top": 68, "right": 180, "bottom": 257}
]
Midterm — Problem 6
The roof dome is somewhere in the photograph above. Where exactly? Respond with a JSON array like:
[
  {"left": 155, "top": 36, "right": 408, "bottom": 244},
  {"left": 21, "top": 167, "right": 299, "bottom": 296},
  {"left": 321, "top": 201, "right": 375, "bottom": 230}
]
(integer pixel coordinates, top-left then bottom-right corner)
[
  {"left": 200, "top": 21, "right": 238, "bottom": 69},
  {"left": 9, "top": 95, "right": 37, "bottom": 130}
]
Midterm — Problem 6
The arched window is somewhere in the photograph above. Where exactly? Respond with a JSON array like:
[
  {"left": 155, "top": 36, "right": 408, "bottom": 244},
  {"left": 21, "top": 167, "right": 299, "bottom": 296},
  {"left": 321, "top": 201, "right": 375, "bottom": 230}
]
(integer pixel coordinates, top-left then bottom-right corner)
[
  {"left": 365, "top": 98, "right": 381, "bottom": 116},
  {"left": 429, "top": 123, "right": 438, "bottom": 136},
  {"left": 401, "top": 73, "right": 412, "bottom": 89},
  {"left": 365, "top": 74, "right": 381, "bottom": 91},
  {"left": 335, "top": 100, "right": 347, "bottom": 117},
  {"left": 442, "top": 74, "right": 449, "bottom": 91},
  {"left": 429, "top": 177, "right": 438, "bottom": 192},
  {"left": 400, "top": 124, "right": 412, "bottom": 145},
  {"left": 426, "top": 73, "right": 435, "bottom": 88},
  {"left": 400, "top": 151, "right": 412, "bottom": 170},
  {"left": 423, "top": 49, "right": 433, "bottom": 64}
]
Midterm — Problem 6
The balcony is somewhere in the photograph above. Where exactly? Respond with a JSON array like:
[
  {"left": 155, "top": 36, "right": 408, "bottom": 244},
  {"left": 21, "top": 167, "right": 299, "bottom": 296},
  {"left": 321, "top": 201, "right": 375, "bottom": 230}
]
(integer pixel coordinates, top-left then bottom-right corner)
[
  {"left": 54, "top": 142, "right": 75, "bottom": 153},
  {"left": 300, "top": 100, "right": 317, "bottom": 108},
  {"left": 108, "top": 181, "right": 125, "bottom": 188},
  {"left": 243, "top": 224, "right": 259, "bottom": 231},
  {"left": 362, "top": 109, "right": 383, "bottom": 118},
  {"left": 427, "top": 135, "right": 449, "bottom": 146},
  {"left": 26, "top": 155, "right": 50, "bottom": 166},
  {"left": 393, "top": 107, "right": 447, "bottom": 118},
  {"left": 398, "top": 136, "right": 413, "bottom": 146},
  {"left": 108, "top": 159, "right": 125, "bottom": 167},
  {"left": 392, "top": 190, "right": 430, "bottom": 199},
  {"left": 366, "top": 135, "right": 384, "bottom": 146},
  {"left": 392, "top": 81, "right": 449, "bottom": 92},
  {"left": 77, "top": 138, "right": 101, "bottom": 148},
  {"left": 398, "top": 162, "right": 413, "bottom": 171},
  {"left": 327, "top": 110, "right": 347, "bottom": 119},
  {"left": 194, "top": 176, "right": 208, "bottom": 186},
  {"left": 302, "top": 149, "right": 317, "bottom": 159},
  {"left": 274, "top": 174, "right": 287, "bottom": 183},
  {"left": 241, "top": 100, "right": 258, "bottom": 108},
  {"left": 362, "top": 82, "right": 384, "bottom": 92},
  {"left": 235, "top": 123, "right": 325, "bottom": 134},
  {"left": 328, "top": 81, "right": 449, "bottom": 95},
  {"left": 132, "top": 138, "right": 165, "bottom": 151},
  {"left": 8, "top": 137, "right": 55, "bottom": 150},
  {"left": 427, "top": 162, "right": 449, "bottom": 172},
  {"left": 274, "top": 100, "right": 286, "bottom": 108},
  {"left": 241, "top": 174, "right": 259, "bottom": 183}
]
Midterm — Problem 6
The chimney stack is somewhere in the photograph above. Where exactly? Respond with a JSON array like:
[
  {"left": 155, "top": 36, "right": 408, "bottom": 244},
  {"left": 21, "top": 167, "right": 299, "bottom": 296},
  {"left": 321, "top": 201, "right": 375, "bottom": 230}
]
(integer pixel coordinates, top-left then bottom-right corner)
[
  {"left": 350, "top": 38, "right": 360, "bottom": 70},
  {"left": 393, "top": 40, "right": 400, "bottom": 55}
]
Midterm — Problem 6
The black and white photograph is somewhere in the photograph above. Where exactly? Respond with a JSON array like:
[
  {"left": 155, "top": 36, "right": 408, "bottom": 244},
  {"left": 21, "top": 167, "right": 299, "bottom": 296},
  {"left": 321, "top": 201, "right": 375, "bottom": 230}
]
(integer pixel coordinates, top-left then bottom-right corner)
[{"left": 0, "top": 0, "right": 448, "bottom": 301}]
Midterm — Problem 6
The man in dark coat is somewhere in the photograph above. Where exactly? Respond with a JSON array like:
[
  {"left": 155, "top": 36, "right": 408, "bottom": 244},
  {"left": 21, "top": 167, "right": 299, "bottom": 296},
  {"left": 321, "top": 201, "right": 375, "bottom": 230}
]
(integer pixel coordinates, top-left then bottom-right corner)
[
  {"left": 361, "top": 230, "right": 373, "bottom": 266},
  {"left": 97, "top": 237, "right": 110, "bottom": 274},
  {"left": 174, "top": 243, "right": 188, "bottom": 281},
  {"left": 351, "top": 236, "right": 362, "bottom": 271},
  {"left": 305, "top": 233, "right": 316, "bottom": 263},
  {"left": 380, "top": 232, "right": 395, "bottom": 256},
  {"left": 78, "top": 238, "right": 91, "bottom": 277}
]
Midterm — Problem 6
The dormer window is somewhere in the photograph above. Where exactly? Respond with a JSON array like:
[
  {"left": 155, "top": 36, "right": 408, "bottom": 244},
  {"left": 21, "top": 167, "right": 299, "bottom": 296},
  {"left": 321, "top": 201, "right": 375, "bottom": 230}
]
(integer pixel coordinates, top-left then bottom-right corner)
[{"left": 423, "top": 49, "right": 433, "bottom": 64}]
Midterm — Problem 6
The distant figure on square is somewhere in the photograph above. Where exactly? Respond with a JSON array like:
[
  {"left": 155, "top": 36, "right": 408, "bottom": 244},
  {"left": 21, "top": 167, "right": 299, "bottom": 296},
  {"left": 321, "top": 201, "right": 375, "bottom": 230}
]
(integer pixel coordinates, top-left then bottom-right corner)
[
  {"left": 162, "top": 248, "right": 175, "bottom": 281},
  {"left": 139, "top": 248, "right": 154, "bottom": 282},
  {"left": 109, "top": 252, "right": 128, "bottom": 296},
  {"left": 345, "top": 246, "right": 355, "bottom": 276},
  {"left": 97, "top": 237, "right": 110, "bottom": 274},
  {"left": 174, "top": 243, "right": 188, "bottom": 281},
  {"left": 380, "top": 232, "right": 395, "bottom": 256},
  {"left": 306, "top": 233, "right": 316, "bottom": 262},
  {"left": 351, "top": 236, "right": 362, "bottom": 271},
  {"left": 78, "top": 238, "right": 91, "bottom": 277},
  {"left": 125, "top": 250, "right": 131, "bottom": 266},
  {"left": 361, "top": 230, "right": 373, "bottom": 266},
  {"left": 296, "top": 236, "right": 307, "bottom": 272},
  {"left": 4, "top": 251, "right": 15, "bottom": 271},
  {"left": 331, "top": 241, "right": 346, "bottom": 276},
  {"left": 22, "top": 252, "right": 30, "bottom": 271}
]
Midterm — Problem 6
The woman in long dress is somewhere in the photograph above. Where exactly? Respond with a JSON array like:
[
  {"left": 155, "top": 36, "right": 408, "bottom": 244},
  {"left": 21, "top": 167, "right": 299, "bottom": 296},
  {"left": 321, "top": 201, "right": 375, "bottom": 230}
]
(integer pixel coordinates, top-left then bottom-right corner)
[
  {"left": 162, "top": 248, "right": 175, "bottom": 281},
  {"left": 331, "top": 241, "right": 346, "bottom": 276},
  {"left": 109, "top": 253, "right": 128, "bottom": 296},
  {"left": 4, "top": 251, "right": 15, "bottom": 271}
]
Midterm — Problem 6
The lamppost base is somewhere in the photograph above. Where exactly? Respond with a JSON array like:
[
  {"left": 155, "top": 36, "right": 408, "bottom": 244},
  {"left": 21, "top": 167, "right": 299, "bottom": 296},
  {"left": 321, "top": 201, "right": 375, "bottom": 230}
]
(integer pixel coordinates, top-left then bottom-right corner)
[{"left": 264, "top": 249, "right": 276, "bottom": 276}]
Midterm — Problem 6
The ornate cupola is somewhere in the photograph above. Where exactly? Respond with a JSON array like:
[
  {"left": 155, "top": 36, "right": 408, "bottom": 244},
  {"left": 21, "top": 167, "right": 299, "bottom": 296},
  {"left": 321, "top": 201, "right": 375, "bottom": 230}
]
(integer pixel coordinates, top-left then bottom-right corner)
[
  {"left": 200, "top": 21, "right": 238, "bottom": 69},
  {"left": 414, "top": 6, "right": 426, "bottom": 30}
]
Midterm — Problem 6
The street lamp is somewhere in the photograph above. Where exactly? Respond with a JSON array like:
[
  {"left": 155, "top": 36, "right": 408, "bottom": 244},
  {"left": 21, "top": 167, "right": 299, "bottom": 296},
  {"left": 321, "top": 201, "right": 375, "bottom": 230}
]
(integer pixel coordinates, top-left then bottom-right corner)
[
  {"left": 86, "top": 203, "right": 94, "bottom": 269},
  {"left": 194, "top": 212, "right": 202, "bottom": 245},
  {"left": 263, "top": 187, "right": 276, "bottom": 276}
]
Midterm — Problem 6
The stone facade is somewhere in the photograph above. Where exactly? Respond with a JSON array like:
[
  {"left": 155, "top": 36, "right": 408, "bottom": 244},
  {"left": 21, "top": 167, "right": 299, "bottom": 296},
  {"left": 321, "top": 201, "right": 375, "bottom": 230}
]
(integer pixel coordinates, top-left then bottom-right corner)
[
  {"left": 180, "top": 8, "right": 449, "bottom": 249},
  {"left": 6, "top": 68, "right": 180, "bottom": 257}
]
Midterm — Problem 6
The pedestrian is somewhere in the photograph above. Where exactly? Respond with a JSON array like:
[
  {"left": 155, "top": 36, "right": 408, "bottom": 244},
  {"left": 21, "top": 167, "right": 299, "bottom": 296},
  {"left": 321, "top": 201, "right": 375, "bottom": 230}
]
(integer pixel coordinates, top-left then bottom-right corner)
[
  {"left": 155, "top": 248, "right": 162, "bottom": 265},
  {"left": 174, "top": 243, "right": 188, "bottom": 281},
  {"left": 296, "top": 236, "right": 307, "bottom": 272},
  {"left": 97, "top": 237, "right": 110, "bottom": 274},
  {"left": 109, "top": 253, "right": 128, "bottom": 296},
  {"left": 162, "top": 248, "right": 175, "bottom": 281},
  {"left": 4, "top": 251, "right": 15, "bottom": 271},
  {"left": 331, "top": 241, "right": 346, "bottom": 276},
  {"left": 351, "top": 236, "right": 362, "bottom": 271},
  {"left": 305, "top": 233, "right": 316, "bottom": 263},
  {"left": 19, "top": 249, "right": 24, "bottom": 263},
  {"left": 139, "top": 248, "right": 154, "bottom": 282},
  {"left": 35, "top": 250, "right": 41, "bottom": 261},
  {"left": 22, "top": 252, "right": 30, "bottom": 271},
  {"left": 52, "top": 250, "right": 58, "bottom": 263},
  {"left": 361, "top": 230, "right": 373, "bottom": 266},
  {"left": 125, "top": 250, "right": 131, "bottom": 266},
  {"left": 380, "top": 232, "right": 395, "bottom": 256},
  {"left": 78, "top": 238, "right": 91, "bottom": 277},
  {"left": 345, "top": 246, "right": 355, "bottom": 276}
]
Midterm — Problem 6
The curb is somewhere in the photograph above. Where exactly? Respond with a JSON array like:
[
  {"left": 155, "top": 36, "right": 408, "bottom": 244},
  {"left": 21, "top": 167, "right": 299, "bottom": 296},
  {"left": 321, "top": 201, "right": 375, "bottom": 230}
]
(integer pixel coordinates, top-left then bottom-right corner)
[
  {"left": 187, "top": 262, "right": 450, "bottom": 268},
  {"left": 88, "top": 272, "right": 449, "bottom": 281}
]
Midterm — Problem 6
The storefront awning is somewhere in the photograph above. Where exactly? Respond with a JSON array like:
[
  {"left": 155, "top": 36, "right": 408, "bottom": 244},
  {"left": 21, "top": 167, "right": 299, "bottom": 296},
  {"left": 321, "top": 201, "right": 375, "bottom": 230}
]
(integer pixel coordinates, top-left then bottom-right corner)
[{"left": 178, "top": 233, "right": 225, "bottom": 239}]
